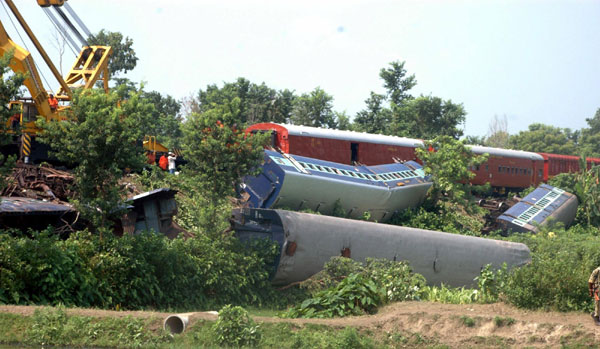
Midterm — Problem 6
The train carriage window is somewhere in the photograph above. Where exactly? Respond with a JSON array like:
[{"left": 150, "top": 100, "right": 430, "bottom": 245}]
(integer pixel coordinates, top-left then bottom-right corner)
[
  {"left": 356, "top": 173, "right": 365, "bottom": 179},
  {"left": 316, "top": 165, "right": 323, "bottom": 171},
  {"left": 498, "top": 166, "right": 502, "bottom": 173},
  {"left": 538, "top": 169, "right": 542, "bottom": 177},
  {"left": 324, "top": 167, "right": 332, "bottom": 173},
  {"left": 349, "top": 172, "right": 357, "bottom": 177},
  {"left": 485, "top": 164, "right": 489, "bottom": 171},
  {"left": 340, "top": 170, "right": 349, "bottom": 176},
  {"left": 307, "top": 164, "right": 316, "bottom": 170},
  {"left": 475, "top": 165, "right": 480, "bottom": 171}
]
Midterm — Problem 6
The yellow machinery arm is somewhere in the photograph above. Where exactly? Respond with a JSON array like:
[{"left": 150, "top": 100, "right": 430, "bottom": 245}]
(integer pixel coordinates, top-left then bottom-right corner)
[{"left": 0, "top": 21, "right": 54, "bottom": 119}]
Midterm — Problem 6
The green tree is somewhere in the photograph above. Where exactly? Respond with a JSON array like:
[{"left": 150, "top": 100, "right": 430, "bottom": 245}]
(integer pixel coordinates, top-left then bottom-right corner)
[
  {"left": 379, "top": 61, "right": 416, "bottom": 106},
  {"left": 508, "top": 123, "right": 578, "bottom": 155},
  {"left": 88, "top": 30, "right": 138, "bottom": 76},
  {"left": 353, "top": 92, "right": 391, "bottom": 134},
  {"left": 393, "top": 96, "right": 466, "bottom": 139},
  {"left": 291, "top": 87, "right": 336, "bottom": 128},
  {"left": 0, "top": 51, "right": 26, "bottom": 189},
  {"left": 197, "top": 78, "right": 295, "bottom": 125},
  {"left": 38, "top": 87, "right": 153, "bottom": 233},
  {"left": 141, "top": 91, "right": 183, "bottom": 148},
  {"left": 182, "top": 97, "right": 268, "bottom": 204},
  {"left": 463, "top": 135, "right": 486, "bottom": 145},
  {"left": 416, "top": 136, "right": 487, "bottom": 205},
  {"left": 579, "top": 108, "right": 600, "bottom": 157},
  {"left": 334, "top": 111, "right": 353, "bottom": 131}
]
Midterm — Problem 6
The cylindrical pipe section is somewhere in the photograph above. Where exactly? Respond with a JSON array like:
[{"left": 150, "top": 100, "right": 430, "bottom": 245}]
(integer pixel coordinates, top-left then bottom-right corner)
[{"left": 163, "top": 313, "right": 193, "bottom": 334}]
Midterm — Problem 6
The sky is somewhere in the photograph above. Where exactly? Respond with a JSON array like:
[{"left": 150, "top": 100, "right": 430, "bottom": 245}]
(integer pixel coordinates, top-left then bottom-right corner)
[{"left": 1, "top": 0, "right": 599, "bottom": 137}]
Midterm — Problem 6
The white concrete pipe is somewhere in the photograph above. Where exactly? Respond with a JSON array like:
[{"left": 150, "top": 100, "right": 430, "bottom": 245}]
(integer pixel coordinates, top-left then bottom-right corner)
[
  {"left": 163, "top": 311, "right": 219, "bottom": 334},
  {"left": 163, "top": 312, "right": 194, "bottom": 334}
]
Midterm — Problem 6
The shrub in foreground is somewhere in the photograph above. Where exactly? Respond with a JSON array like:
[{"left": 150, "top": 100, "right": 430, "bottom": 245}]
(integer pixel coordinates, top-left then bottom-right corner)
[
  {"left": 286, "top": 257, "right": 426, "bottom": 318},
  {"left": 0, "top": 229, "right": 279, "bottom": 310},
  {"left": 504, "top": 229, "right": 600, "bottom": 312}
]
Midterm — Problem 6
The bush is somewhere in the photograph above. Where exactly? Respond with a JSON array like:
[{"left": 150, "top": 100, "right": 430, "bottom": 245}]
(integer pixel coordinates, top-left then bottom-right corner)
[
  {"left": 287, "top": 257, "right": 426, "bottom": 318},
  {"left": 0, "top": 229, "right": 280, "bottom": 310},
  {"left": 503, "top": 230, "right": 600, "bottom": 311},
  {"left": 212, "top": 305, "right": 261, "bottom": 347}
]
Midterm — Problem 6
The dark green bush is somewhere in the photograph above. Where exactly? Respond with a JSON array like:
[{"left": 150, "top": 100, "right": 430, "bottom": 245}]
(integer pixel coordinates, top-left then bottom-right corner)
[
  {"left": 0, "top": 229, "right": 279, "bottom": 310},
  {"left": 287, "top": 257, "right": 426, "bottom": 318},
  {"left": 503, "top": 230, "right": 600, "bottom": 312},
  {"left": 212, "top": 305, "right": 261, "bottom": 347}
]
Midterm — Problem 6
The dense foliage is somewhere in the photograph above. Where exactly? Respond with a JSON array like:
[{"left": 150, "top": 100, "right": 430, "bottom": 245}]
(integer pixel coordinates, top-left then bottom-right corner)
[
  {"left": 38, "top": 87, "right": 152, "bottom": 232},
  {"left": 0, "top": 229, "right": 279, "bottom": 310},
  {"left": 0, "top": 51, "right": 24, "bottom": 190},
  {"left": 182, "top": 97, "right": 269, "bottom": 204},
  {"left": 88, "top": 30, "right": 138, "bottom": 77},
  {"left": 212, "top": 305, "right": 262, "bottom": 347},
  {"left": 503, "top": 227, "right": 600, "bottom": 312},
  {"left": 286, "top": 257, "right": 426, "bottom": 318}
]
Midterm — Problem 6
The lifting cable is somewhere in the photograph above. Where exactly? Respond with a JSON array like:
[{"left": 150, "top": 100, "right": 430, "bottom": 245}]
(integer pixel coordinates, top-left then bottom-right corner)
[
  {"left": 63, "top": 2, "right": 91, "bottom": 40},
  {"left": 42, "top": 7, "right": 78, "bottom": 55},
  {"left": 53, "top": 6, "right": 87, "bottom": 47},
  {"left": 0, "top": 0, "right": 55, "bottom": 93}
]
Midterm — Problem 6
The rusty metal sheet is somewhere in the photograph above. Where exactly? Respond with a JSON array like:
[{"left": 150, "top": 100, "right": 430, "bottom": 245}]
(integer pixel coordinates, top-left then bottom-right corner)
[{"left": 0, "top": 197, "right": 74, "bottom": 216}]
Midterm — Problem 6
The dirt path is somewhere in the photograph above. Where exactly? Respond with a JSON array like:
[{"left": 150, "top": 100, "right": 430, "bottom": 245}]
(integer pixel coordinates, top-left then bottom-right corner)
[{"left": 2, "top": 302, "right": 599, "bottom": 347}]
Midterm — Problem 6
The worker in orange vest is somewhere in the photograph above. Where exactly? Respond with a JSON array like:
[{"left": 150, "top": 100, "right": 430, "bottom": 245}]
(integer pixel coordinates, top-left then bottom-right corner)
[
  {"left": 158, "top": 154, "right": 168, "bottom": 171},
  {"left": 48, "top": 93, "right": 59, "bottom": 112}
]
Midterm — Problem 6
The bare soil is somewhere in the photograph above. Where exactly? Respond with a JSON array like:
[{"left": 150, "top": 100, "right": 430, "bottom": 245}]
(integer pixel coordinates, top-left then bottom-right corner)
[{"left": 2, "top": 301, "right": 599, "bottom": 347}]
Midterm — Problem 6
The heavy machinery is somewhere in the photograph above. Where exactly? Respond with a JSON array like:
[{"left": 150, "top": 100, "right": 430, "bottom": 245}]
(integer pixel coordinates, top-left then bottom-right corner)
[{"left": 0, "top": 0, "right": 111, "bottom": 162}]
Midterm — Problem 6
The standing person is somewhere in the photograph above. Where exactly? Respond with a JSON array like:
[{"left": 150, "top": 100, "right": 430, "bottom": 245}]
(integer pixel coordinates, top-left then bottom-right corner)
[
  {"left": 589, "top": 266, "right": 600, "bottom": 325},
  {"left": 158, "top": 153, "right": 168, "bottom": 171},
  {"left": 168, "top": 152, "right": 177, "bottom": 174},
  {"left": 48, "top": 93, "right": 59, "bottom": 112}
]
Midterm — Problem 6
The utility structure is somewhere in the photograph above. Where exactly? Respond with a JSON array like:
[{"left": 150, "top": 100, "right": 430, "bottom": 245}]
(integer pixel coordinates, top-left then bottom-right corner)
[{"left": 0, "top": 0, "right": 112, "bottom": 162}]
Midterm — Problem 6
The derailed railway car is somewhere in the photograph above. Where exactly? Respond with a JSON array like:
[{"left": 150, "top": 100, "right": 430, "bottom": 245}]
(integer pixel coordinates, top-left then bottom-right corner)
[
  {"left": 246, "top": 123, "right": 423, "bottom": 165},
  {"left": 232, "top": 208, "right": 531, "bottom": 287},
  {"left": 468, "top": 145, "right": 544, "bottom": 190},
  {"left": 246, "top": 123, "right": 600, "bottom": 190},
  {"left": 497, "top": 184, "right": 578, "bottom": 234},
  {"left": 240, "top": 150, "right": 432, "bottom": 222}
]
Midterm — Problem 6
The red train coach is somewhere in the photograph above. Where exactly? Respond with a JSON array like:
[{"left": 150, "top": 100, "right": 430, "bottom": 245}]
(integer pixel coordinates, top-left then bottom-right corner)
[
  {"left": 246, "top": 123, "right": 595, "bottom": 190},
  {"left": 469, "top": 145, "right": 544, "bottom": 190},
  {"left": 246, "top": 123, "right": 423, "bottom": 165},
  {"left": 538, "top": 153, "right": 600, "bottom": 181}
]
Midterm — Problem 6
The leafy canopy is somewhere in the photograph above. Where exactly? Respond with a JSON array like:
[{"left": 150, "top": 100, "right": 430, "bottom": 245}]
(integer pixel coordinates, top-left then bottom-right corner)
[
  {"left": 508, "top": 123, "right": 578, "bottom": 155},
  {"left": 182, "top": 97, "right": 269, "bottom": 203},
  {"left": 38, "top": 86, "right": 152, "bottom": 232},
  {"left": 88, "top": 30, "right": 138, "bottom": 77}
]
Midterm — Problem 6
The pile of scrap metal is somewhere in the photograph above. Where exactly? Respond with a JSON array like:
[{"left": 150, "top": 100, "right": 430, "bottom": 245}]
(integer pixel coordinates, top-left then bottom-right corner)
[
  {"left": 496, "top": 184, "right": 578, "bottom": 234},
  {"left": 240, "top": 150, "right": 433, "bottom": 222},
  {"left": 231, "top": 208, "right": 531, "bottom": 288},
  {"left": 0, "top": 165, "right": 191, "bottom": 238},
  {"left": 2, "top": 163, "right": 74, "bottom": 202}
]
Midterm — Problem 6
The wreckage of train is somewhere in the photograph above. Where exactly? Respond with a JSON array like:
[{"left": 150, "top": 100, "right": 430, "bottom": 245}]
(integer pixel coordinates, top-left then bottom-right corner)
[
  {"left": 232, "top": 208, "right": 531, "bottom": 287},
  {"left": 246, "top": 123, "right": 600, "bottom": 190},
  {"left": 240, "top": 150, "right": 432, "bottom": 222}
]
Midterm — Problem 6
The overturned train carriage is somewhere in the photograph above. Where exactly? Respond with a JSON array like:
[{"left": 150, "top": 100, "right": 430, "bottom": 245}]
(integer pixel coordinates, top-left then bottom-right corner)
[
  {"left": 232, "top": 208, "right": 531, "bottom": 288},
  {"left": 240, "top": 150, "right": 432, "bottom": 222},
  {"left": 497, "top": 184, "right": 578, "bottom": 234}
]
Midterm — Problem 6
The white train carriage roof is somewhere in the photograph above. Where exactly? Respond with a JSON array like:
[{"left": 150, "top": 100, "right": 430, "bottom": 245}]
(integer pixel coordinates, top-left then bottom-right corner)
[
  {"left": 277, "top": 124, "right": 425, "bottom": 148},
  {"left": 467, "top": 145, "right": 544, "bottom": 161},
  {"left": 271, "top": 124, "right": 543, "bottom": 161}
]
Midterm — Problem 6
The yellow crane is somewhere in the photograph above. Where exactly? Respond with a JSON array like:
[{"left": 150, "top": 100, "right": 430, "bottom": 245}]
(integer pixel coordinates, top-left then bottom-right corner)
[{"left": 0, "top": 0, "right": 111, "bottom": 161}]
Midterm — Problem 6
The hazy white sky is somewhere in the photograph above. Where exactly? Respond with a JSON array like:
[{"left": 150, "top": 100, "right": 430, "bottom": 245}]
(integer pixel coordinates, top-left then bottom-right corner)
[{"left": 2, "top": 0, "right": 599, "bottom": 137}]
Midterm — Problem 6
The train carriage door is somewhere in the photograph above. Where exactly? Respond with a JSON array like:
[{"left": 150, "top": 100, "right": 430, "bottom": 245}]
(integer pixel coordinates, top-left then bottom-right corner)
[{"left": 351, "top": 143, "right": 359, "bottom": 164}]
